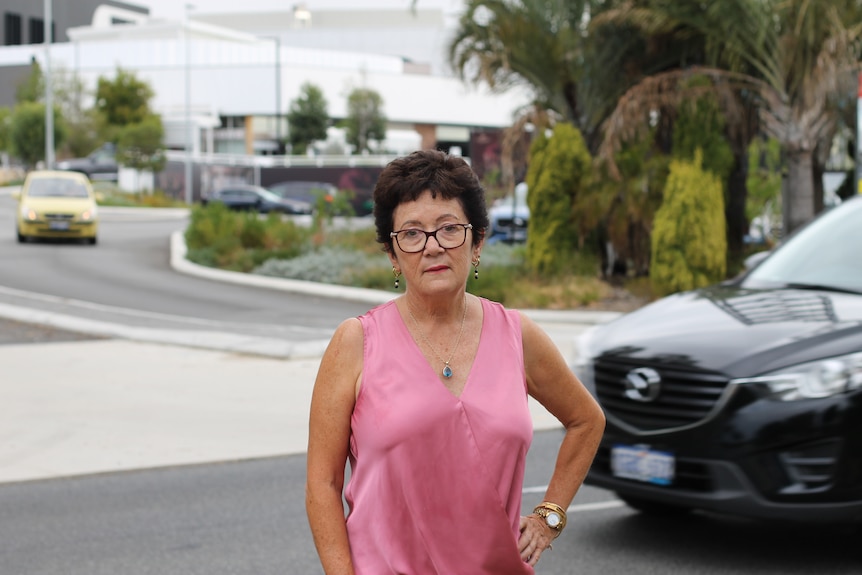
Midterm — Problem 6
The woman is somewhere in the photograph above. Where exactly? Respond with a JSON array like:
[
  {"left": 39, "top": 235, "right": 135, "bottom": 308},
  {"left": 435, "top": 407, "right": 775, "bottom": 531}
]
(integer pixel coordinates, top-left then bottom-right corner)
[{"left": 306, "top": 150, "right": 605, "bottom": 574}]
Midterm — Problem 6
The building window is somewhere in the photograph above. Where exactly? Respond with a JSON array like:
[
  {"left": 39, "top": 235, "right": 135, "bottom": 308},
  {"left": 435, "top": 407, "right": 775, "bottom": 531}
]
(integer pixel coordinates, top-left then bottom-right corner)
[
  {"left": 29, "top": 17, "right": 43, "bottom": 44},
  {"left": 5, "top": 12, "right": 22, "bottom": 45}
]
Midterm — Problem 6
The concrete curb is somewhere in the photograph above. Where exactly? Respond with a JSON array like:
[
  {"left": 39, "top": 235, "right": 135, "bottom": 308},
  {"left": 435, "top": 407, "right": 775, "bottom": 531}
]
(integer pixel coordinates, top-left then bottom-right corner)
[{"left": 170, "top": 231, "right": 396, "bottom": 306}]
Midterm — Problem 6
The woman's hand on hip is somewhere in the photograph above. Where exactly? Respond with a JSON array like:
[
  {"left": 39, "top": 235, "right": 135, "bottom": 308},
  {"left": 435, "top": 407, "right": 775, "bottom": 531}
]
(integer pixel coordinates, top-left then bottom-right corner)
[{"left": 518, "top": 514, "right": 556, "bottom": 567}]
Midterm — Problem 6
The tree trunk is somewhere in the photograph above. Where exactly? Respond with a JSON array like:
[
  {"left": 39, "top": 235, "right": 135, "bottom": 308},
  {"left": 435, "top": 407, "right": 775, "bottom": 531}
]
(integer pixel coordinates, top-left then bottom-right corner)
[
  {"left": 725, "top": 151, "right": 748, "bottom": 264},
  {"left": 782, "top": 150, "right": 816, "bottom": 236},
  {"left": 812, "top": 155, "right": 824, "bottom": 214}
]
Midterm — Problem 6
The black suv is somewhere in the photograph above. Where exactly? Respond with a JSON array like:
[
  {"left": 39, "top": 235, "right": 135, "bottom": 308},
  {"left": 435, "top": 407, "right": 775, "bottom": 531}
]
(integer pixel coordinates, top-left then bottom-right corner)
[{"left": 575, "top": 195, "right": 862, "bottom": 524}]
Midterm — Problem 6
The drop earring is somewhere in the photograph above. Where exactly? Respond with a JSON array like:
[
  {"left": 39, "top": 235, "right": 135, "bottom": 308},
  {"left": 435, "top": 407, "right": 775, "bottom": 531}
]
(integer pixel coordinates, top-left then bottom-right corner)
[
  {"left": 472, "top": 255, "right": 480, "bottom": 280},
  {"left": 393, "top": 266, "right": 402, "bottom": 289}
]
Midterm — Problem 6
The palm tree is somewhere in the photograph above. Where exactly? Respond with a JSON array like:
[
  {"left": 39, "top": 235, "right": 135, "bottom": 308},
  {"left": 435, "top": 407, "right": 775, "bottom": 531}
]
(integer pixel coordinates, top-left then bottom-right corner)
[
  {"left": 448, "top": 0, "right": 593, "bottom": 131},
  {"left": 596, "top": 0, "right": 862, "bottom": 234}
]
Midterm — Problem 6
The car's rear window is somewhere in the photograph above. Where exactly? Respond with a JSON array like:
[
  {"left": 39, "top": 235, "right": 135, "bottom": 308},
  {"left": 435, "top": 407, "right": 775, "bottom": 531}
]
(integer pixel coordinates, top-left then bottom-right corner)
[{"left": 27, "top": 178, "right": 90, "bottom": 198}]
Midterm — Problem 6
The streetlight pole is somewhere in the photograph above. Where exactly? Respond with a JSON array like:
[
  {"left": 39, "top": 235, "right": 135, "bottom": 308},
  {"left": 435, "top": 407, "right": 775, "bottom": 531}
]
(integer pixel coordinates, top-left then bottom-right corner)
[
  {"left": 44, "top": 0, "right": 54, "bottom": 169},
  {"left": 184, "top": 4, "right": 194, "bottom": 204},
  {"left": 274, "top": 36, "right": 282, "bottom": 154}
]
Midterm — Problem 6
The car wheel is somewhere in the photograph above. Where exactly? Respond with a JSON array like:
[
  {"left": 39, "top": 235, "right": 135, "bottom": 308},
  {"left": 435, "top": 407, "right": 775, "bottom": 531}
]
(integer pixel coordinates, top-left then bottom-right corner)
[
  {"left": 617, "top": 494, "right": 692, "bottom": 516},
  {"left": 16, "top": 229, "right": 26, "bottom": 243},
  {"left": 87, "top": 236, "right": 98, "bottom": 246}
]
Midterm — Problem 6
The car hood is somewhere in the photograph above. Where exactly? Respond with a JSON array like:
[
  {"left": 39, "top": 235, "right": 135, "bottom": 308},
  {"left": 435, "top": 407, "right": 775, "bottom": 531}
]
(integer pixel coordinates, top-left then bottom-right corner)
[
  {"left": 23, "top": 196, "right": 96, "bottom": 213},
  {"left": 589, "top": 285, "right": 862, "bottom": 378}
]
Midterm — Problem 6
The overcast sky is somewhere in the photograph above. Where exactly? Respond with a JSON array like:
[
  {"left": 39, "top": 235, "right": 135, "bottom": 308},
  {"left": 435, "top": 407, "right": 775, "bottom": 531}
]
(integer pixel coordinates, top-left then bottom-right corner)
[{"left": 137, "top": 0, "right": 464, "bottom": 21}]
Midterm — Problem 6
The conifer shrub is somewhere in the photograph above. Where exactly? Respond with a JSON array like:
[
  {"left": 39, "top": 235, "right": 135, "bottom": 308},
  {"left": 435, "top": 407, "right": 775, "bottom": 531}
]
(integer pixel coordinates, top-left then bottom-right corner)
[
  {"left": 525, "top": 122, "right": 593, "bottom": 275},
  {"left": 650, "top": 152, "right": 727, "bottom": 296}
]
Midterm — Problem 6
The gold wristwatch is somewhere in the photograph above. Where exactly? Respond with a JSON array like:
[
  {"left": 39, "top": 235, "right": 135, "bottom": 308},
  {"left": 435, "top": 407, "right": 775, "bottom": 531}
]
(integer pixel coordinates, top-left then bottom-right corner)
[{"left": 533, "top": 502, "right": 567, "bottom": 533}]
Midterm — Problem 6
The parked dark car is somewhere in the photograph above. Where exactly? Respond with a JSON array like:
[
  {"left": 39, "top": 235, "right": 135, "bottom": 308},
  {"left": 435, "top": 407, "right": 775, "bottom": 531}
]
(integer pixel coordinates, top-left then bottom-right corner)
[
  {"left": 56, "top": 143, "right": 119, "bottom": 182},
  {"left": 575, "top": 195, "right": 862, "bottom": 524},
  {"left": 201, "top": 184, "right": 311, "bottom": 214},
  {"left": 267, "top": 180, "right": 351, "bottom": 215}
]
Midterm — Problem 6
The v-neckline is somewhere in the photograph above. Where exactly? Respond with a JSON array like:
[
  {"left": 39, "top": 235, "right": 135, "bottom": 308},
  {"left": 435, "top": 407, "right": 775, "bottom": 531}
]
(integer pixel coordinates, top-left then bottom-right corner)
[{"left": 396, "top": 297, "right": 485, "bottom": 401}]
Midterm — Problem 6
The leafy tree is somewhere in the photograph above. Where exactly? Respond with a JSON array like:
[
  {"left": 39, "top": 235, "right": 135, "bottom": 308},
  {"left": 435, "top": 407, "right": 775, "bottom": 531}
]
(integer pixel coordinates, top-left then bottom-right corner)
[
  {"left": 525, "top": 122, "right": 592, "bottom": 274},
  {"left": 16, "top": 59, "right": 44, "bottom": 104},
  {"left": 63, "top": 108, "right": 108, "bottom": 159},
  {"left": 95, "top": 67, "right": 155, "bottom": 137},
  {"left": 116, "top": 115, "right": 166, "bottom": 174},
  {"left": 286, "top": 82, "right": 329, "bottom": 155},
  {"left": 344, "top": 88, "right": 386, "bottom": 154},
  {"left": 594, "top": 132, "right": 668, "bottom": 276},
  {"left": 0, "top": 107, "right": 11, "bottom": 153},
  {"left": 650, "top": 152, "right": 727, "bottom": 296},
  {"left": 9, "top": 101, "right": 66, "bottom": 169},
  {"left": 671, "top": 77, "right": 734, "bottom": 183},
  {"left": 449, "top": 1, "right": 592, "bottom": 133},
  {"left": 597, "top": 0, "right": 862, "bottom": 236},
  {"left": 745, "top": 136, "right": 782, "bottom": 240}
]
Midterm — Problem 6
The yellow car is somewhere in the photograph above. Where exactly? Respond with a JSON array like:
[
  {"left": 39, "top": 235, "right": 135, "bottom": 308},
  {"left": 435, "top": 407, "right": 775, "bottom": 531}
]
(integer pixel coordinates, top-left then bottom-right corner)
[{"left": 14, "top": 170, "right": 99, "bottom": 245}]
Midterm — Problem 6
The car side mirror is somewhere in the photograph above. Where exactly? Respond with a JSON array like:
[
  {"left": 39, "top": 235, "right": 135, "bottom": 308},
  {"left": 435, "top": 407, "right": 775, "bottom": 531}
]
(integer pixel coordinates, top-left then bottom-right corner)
[{"left": 10, "top": 189, "right": 20, "bottom": 201}]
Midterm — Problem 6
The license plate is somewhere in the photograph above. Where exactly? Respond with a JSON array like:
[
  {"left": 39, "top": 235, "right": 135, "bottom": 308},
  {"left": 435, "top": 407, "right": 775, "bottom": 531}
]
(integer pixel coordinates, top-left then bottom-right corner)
[
  {"left": 49, "top": 221, "right": 70, "bottom": 231},
  {"left": 611, "top": 444, "right": 675, "bottom": 485}
]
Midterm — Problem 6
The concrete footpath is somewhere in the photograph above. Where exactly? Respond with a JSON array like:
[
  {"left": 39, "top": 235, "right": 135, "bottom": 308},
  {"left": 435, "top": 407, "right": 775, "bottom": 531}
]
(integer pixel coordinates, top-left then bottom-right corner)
[{"left": 0, "top": 226, "right": 620, "bottom": 484}]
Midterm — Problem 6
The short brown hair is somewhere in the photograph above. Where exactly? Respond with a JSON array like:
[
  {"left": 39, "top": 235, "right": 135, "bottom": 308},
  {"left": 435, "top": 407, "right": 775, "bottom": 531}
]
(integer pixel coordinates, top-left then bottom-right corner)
[{"left": 372, "top": 149, "right": 489, "bottom": 254}]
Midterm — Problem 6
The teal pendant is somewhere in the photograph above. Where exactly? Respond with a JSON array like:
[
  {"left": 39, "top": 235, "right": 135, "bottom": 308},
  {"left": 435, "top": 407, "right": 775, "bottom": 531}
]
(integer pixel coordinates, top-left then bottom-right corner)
[{"left": 442, "top": 364, "right": 453, "bottom": 378}]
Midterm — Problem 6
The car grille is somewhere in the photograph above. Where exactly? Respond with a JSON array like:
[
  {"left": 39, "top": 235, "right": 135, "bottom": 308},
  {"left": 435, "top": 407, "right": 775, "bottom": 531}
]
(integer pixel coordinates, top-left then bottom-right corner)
[
  {"left": 594, "top": 358, "right": 730, "bottom": 432},
  {"left": 45, "top": 214, "right": 74, "bottom": 220}
]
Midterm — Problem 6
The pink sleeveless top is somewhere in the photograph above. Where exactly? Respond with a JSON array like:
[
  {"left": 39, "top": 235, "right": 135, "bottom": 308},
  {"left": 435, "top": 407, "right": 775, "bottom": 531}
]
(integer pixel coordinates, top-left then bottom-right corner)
[{"left": 346, "top": 297, "right": 534, "bottom": 575}]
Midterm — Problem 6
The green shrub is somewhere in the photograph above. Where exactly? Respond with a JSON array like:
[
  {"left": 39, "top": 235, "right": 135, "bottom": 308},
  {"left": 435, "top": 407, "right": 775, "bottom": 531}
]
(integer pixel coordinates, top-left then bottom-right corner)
[
  {"left": 239, "top": 212, "right": 267, "bottom": 249},
  {"left": 650, "top": 153, "right": 727, "bottom": 296},
  {"left": 185, "top": 204, "right": 308, "bottom": 271},
  {"left": 525, "top": 122, "right": 593, "bottom": 276}
]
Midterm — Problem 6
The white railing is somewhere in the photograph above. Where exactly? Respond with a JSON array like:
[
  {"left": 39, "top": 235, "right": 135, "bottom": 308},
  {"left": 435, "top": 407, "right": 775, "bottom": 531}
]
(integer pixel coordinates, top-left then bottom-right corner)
[{"left": 164, "top": 151, "right": 401, "bottom": 168}]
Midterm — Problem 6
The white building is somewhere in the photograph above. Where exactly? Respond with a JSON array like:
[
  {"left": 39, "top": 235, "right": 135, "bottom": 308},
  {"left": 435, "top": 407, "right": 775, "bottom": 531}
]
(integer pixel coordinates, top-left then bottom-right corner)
[{"left": 0, "top": 1, "right": 532, "bottom": 159}]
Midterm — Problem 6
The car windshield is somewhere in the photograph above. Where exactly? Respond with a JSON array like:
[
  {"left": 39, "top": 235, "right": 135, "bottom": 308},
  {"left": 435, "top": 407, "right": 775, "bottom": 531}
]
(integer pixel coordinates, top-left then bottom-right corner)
[
  {"left": 743, "top": 197, "right": 862, "bottom": 293},
  {"left": 27, "top": 178, "right": 90, "bottom": 198},
  {"left": 257, "top": 188, "right": 282, "bottom": 201}
]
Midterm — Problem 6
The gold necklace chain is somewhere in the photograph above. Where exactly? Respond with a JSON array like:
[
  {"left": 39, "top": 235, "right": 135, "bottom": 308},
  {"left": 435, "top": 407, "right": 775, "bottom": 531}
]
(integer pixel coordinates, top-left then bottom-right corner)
[{"left": 407, "top": 294, "right": 468, "bottom": 379}]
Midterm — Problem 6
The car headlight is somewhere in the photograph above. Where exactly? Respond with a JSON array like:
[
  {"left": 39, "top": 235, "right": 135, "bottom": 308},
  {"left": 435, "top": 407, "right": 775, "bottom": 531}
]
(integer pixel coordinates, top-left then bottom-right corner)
[
  {"left": 80, "top": 207, "right": 97, "bottom": 221},
  {"left": 20, "top": 205, "right": 38, "bottom": 221},
  {"left": 733, "top": 352, "right": 862, "bottom": 401},
  {"left": 572, "top": 324, "right": 600, "bottom": 395}
]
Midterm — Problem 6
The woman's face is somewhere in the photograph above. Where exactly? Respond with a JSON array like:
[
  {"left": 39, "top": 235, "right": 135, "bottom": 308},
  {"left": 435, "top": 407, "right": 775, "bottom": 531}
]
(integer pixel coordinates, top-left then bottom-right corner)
[{"left": 389, "top": 190, "right": 482, "bottom": 295}]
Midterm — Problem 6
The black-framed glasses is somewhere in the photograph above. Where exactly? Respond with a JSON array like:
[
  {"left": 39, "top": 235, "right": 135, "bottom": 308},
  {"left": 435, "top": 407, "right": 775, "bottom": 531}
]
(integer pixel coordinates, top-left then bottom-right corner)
[{"left": 390, "top": 223, "right": 473, "bottom": 253}]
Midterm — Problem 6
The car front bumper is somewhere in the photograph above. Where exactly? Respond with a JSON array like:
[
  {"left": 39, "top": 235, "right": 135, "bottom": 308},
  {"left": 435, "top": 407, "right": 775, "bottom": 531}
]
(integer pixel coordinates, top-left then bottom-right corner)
[{"left": 18, "top": 219, "right": 98, "bottom": 239}]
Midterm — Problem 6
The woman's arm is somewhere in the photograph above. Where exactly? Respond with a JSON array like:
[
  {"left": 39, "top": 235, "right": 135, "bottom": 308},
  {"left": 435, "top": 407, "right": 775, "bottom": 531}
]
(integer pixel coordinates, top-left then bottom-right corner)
[
  {"left": 517, "top": 312, "right": 606, "bottom": 565},
  {"left": 306, "top": 317, "right": 364, "bottom": 575}
]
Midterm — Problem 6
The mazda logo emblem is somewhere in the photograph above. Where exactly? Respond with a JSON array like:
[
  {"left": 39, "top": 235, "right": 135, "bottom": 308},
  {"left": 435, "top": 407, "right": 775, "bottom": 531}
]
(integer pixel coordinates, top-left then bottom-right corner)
[{"left": 624, "top": 367, "right": 661, "bottom": 402}]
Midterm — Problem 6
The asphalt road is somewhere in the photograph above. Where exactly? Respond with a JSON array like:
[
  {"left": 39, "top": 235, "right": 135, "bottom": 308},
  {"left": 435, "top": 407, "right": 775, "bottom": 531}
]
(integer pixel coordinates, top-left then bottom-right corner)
[
  {"left": 1, "top": 188, "right": 859, "bottom": 574},
  {"left": 0, "top": 192, "right": 375, "bottom": 355},
  {"left": 2, "top": 432, "right": 858, "bottom": 575}
]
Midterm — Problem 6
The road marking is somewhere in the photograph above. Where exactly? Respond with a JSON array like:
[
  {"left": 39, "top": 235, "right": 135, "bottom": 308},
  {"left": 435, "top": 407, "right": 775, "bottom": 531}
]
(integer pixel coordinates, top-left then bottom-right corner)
[{"left": 568, "top": 500, "right": 626, "bottom": 512}]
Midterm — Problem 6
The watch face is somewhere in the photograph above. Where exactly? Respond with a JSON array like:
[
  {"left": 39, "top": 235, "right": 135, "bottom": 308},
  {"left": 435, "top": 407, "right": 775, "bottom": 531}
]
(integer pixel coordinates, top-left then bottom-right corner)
[{"left": 546, "top": 512, "right": 561, "bottom": 528}]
